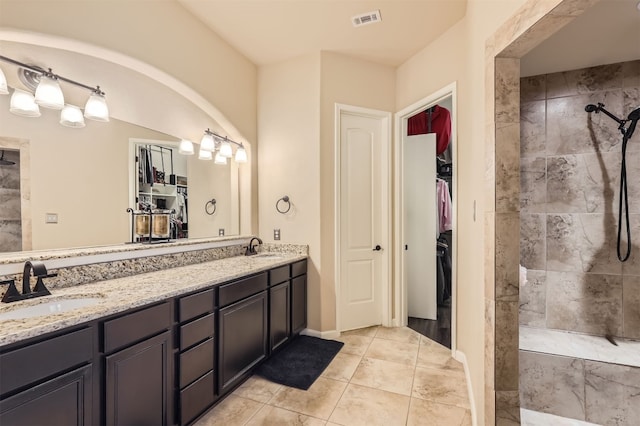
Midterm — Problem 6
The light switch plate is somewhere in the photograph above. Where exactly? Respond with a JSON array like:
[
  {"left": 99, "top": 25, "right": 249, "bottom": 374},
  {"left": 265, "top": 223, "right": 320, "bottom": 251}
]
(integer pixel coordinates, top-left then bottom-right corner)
[
  {"left": 45, "top": 213, "right": 58, "bottom": 224},
  {"left": 274, "top": 229, "right": 280, "bottom": 240}
]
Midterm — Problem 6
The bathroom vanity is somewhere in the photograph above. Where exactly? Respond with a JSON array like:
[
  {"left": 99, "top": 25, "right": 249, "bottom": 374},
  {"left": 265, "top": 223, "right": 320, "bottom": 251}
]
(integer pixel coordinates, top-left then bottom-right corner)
[{"left": 0, "top": 248, "right": 307, "bottom": 426}]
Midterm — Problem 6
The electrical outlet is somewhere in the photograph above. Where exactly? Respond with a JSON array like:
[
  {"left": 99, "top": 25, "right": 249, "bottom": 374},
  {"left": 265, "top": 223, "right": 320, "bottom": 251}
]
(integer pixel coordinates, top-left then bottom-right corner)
[
  {"left": 274, "top": 229, "right": 280, "bottom": 240},
  {"left": 45, "top": 213, "right": 58, "bottom": 224},
  {"left": 219, "top": 228, "right": 225, "bottom": 236}
]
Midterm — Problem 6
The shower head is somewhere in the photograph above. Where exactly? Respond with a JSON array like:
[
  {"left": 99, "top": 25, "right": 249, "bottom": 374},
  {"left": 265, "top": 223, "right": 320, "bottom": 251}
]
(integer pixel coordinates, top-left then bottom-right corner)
[
  {"left": 628, "top": 107, "right": 640, "bottom": 121},
  {"left": 0, "top": 150, "right": 16, "bottom": 166}
]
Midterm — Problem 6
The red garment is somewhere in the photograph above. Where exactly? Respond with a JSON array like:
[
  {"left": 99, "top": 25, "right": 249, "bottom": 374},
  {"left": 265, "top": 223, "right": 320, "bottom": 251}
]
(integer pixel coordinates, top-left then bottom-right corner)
[{"left": 407, "top": 105, "right": 451, "bottom": 155}]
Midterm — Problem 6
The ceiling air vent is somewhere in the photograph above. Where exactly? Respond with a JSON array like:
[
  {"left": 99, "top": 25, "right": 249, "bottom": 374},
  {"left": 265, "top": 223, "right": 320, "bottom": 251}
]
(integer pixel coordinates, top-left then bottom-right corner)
[{"left": 352, "top": 10, "right": 381, "bottom": 27}]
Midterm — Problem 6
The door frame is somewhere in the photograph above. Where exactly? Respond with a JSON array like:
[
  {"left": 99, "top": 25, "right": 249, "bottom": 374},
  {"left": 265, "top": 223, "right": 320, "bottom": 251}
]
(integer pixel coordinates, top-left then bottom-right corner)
[
  {"left": 335, "top": 103, "right": 393, "bottom": 331},
  {"left": 393, "top": 82, "right": 458, "bottom": 354}
]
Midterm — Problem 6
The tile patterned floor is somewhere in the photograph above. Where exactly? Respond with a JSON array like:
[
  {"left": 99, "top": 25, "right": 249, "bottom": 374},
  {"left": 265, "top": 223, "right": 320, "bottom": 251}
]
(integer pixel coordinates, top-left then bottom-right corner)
[{"left": 195, "top": 326, "right": 472, "bottom": 426}]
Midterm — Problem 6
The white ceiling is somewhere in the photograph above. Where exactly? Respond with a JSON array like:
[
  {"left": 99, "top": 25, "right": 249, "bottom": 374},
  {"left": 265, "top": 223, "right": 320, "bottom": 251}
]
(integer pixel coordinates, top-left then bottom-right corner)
[
  {"left": 177, "top": 0, "right": 468, "bottom": 67},
  {"left": 177, "top": 0, "right": 639, "bottom": 73}
]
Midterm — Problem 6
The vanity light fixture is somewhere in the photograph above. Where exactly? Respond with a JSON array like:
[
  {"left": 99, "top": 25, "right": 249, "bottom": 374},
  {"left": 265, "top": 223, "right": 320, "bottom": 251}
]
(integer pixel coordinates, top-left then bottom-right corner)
[
  {"left": 9, "top": 88, "right": 41, "bottom": 117},
  {"left": 0, "top": 54, "right": 110, "bottom": 124},
  {"left": 59, "top": 104, "right": 86, "bottom": 128},
  {"left": 178, "top": 139, "right": 195, "bottom": 155},
  {"left": 193, "top": 128, "right": 248, "bottom": 164},
  {"left": 34, "top": 71, "right": 64, "bottom": 110}
]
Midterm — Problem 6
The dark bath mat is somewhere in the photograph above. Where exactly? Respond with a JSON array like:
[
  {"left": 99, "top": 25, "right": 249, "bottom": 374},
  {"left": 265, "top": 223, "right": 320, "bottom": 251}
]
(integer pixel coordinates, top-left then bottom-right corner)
[{"left": 256, "top": 335, "right": 344, "bottom": 390}]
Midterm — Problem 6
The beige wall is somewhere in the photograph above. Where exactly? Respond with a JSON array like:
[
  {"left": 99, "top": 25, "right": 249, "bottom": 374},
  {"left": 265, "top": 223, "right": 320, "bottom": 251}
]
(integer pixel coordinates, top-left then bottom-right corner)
[
  {"left": 395, "top": 0, "right": 528, "bottom": 421},
  {"left": 257, "top": 53, "right": 322, "bottom": 328},
  {"left": 319, "top": 52, "right": 396, "bottom": 331},
  {"left": 257, "top": 51, "right": 395, "bottom": 332}
]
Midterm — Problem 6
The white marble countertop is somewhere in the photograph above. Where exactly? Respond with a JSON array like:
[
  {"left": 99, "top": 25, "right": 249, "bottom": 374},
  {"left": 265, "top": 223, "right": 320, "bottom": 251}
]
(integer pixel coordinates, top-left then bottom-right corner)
[{"left": 0, "top": 252, "right": 306, "bottom": 348}]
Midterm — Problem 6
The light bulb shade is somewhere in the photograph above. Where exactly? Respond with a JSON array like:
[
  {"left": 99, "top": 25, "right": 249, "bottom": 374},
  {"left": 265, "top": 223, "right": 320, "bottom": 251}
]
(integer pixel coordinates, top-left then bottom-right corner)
[
  {"left": 198, "top": 147, "right": 213, "bottom": 160},
  {"left": 0, "top": 67, "right": 8, "bottom": 95},
  {"left": 34, "top": 75, "right": 64, "bottom": 109},
  {"left": 84, "top": 92, "right": 110, "bottom": 122},
  {"left": 200, "top": 133, "right": 215, "bottom": 151},
  {"left": 178, "top": 139, "right": 195, "bottom": 155},
  {"left": 9, "top": 89, "right": 41, "bottom": 117},
  {"left": 235, "top": 146, "right": 248, "bottom": 163},
  {"left": 219, "top": 140, "right": 233, "bottom": 158},
  {"left": 59, "top": 104, "right": 86, "bottom": 128},
  {"left": 214, "top": 152, "right": 228, "bottom": 165}
]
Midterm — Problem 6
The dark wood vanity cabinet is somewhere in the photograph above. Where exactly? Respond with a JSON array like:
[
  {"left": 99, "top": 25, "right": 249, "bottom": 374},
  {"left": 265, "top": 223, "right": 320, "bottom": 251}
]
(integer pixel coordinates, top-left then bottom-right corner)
[
  {"left": 177, "top": 288, "right": 216, "bottom": 426},
  {"left": 103, "top": 302, "right": 173, "bottom": 426},
  {"left": 0, "top": 328, "right": 94, "bottom": 426},
  {"left": 0, "top": 257, "right": 307, "bottom": 426},
  {"left": 291, "top": 260, "right": 308, "bottom": 335},
  {"left": 218, "top": 272, "right": 268, "bottom": 396}
]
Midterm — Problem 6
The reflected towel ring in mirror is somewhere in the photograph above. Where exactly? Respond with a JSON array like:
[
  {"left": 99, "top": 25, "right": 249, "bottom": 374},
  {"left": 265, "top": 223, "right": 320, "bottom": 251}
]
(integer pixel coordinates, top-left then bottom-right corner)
[
  {"left": 204, "top": 198, "right": 217, "bottom": 215},
  {"left": 205, "top": 199, "right": 217, "bottom": 215},
  {"left": 276, "top": 195, "right": 291, "bottom": 214}
]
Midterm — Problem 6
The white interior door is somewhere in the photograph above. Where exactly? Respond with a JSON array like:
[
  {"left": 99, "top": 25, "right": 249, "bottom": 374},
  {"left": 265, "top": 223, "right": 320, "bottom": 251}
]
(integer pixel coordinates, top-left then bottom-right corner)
[
  {"left": 404, "top": 133, "right": 437, "bottom": 320},
  {"left": 339, "top": 111, "right": 388, "bottom": 331}
]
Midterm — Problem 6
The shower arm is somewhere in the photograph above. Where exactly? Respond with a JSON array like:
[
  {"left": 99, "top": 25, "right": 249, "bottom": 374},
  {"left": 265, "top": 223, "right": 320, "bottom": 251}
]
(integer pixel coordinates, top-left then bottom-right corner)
[{"left": 585, "top": 103, "right": 633, "bottom": 137}]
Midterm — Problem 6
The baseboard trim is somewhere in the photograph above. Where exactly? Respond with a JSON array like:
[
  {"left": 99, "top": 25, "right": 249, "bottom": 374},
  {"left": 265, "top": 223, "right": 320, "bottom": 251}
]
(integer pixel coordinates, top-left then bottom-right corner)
[
  {"left": 455, "top": 349, "right": 477, "bottom": 426},
  {"left": 300, "top": 328, "right": 340, "bottom": 339}
]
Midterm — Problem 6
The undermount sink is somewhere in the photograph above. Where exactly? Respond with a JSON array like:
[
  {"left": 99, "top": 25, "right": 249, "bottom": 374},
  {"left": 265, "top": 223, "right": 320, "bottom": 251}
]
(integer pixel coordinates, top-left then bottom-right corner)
[{"left": 0, "top": 296, "right": 104, "bottom": 321}]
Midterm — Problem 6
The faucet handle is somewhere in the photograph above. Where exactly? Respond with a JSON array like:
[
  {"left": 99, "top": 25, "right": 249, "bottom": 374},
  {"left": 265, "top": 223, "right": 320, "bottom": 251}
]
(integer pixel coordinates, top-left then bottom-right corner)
[{"left": 1, "top": 279, "right": 20, "bottom": 303}]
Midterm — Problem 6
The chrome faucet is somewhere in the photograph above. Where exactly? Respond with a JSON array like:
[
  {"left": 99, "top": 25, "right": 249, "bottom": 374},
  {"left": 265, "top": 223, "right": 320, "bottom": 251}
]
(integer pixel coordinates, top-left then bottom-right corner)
[{"left": 245, "top": 237, "right": 263, "bottom": 256}]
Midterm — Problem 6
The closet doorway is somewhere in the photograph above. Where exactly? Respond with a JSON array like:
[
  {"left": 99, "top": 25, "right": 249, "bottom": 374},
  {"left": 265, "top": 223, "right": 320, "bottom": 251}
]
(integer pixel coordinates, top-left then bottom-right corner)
[{"left": 394, "top": 83, "right": 456, "bottom": 351}]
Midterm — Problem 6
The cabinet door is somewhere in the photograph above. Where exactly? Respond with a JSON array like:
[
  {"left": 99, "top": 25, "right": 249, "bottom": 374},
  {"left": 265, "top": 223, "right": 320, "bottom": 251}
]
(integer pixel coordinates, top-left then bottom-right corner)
[
  {"left": 270, "top": 281, "right": 290, "bottom": 352},
  {"left": 218, "top": 291, "right": 268, "bottom": 395},
  {"left": 105, "top": 331, "right": 171, "bottom": 426},
  {"left": 291, "top": 275, "right": 307, "bottom": 335},
  {"left": 0, "top": 365, "right": 92, "bottom": 426}
]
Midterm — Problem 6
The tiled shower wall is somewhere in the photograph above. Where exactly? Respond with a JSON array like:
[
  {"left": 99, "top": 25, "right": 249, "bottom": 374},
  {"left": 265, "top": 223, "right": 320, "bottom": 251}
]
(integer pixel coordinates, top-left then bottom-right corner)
[
  {"left": 519, "top": 60, "right": 640, "bottom": 340},
  {"left": 0, "top": 149, "right": 21, "bottom": 252}
]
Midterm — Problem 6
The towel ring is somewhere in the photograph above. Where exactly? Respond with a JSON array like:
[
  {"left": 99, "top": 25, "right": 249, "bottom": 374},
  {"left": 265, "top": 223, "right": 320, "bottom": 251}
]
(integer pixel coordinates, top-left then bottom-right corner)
[
  {"left": 276, "top": 195, "right": 291, "bottom": 214},
  {"left": 205, "top": 199, "right": 217, "bottom": 215}
]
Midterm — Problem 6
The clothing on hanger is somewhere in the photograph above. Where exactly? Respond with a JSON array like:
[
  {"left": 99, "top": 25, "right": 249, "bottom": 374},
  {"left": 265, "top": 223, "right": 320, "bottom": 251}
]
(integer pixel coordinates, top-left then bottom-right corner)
[
  {"left": 437, "top": 178, "right": 452, "bottom": 233},
  {"left": 407, "top": 105, "right": 452, "bottom": 155}
]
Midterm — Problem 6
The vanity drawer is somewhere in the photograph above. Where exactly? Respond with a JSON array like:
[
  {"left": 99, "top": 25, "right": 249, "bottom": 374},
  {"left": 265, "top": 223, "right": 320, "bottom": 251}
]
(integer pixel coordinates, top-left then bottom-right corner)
[
  {"left": 103, "top": 302, "right": 171, "bottom": 353},
  {"left": 269, "top": 265, "right": 290, "bottom": 286},
  {"left": 0, "top": 327, "right": 93, "bottom": 395},
  {"left": 292, "top": 259, "right": 307, "bottom": 278},
  {"left": 219, "top": 273, "right": 268, "bottom": 307},
  {"left": 179, "top": 289, "right": 215, "bottom": 322},
  {"left": 180, "top": 370, "right": 215, "bottom": 426},
  {"left": 180, "top": 338, "right": 214, "bottom": 388},
  {"left": 180, "top": 313, "right": 215, "bottom": 350}
]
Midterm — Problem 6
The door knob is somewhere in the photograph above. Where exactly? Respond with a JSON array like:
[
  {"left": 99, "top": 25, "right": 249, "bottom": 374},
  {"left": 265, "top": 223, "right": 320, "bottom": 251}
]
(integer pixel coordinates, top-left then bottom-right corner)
[{"left": 373, "top": 245, "right": 382, "bottom": 251}]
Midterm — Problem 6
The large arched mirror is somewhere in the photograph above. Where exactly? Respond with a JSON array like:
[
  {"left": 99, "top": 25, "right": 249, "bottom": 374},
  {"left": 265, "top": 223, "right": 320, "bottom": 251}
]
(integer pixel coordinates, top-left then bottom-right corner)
[{"left": 0, "top": 39, "right": 246, "bottom": 254}]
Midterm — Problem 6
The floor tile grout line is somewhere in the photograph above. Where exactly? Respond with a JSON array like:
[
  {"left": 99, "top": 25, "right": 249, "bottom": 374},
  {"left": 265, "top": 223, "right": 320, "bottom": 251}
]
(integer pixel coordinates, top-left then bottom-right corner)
[{"left": 324, "top": 352, "right": 364, "bottom": 425}]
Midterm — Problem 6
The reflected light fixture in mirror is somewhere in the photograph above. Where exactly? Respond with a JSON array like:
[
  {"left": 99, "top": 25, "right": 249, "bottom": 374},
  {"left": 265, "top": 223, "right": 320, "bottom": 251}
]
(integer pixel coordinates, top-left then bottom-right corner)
[
  {"left": 178, "top": 139, "right": 195, "bottom": 155},
  {"left": 9, "top": 88, "right": 41, "bottom": 117},
  {"left": 60, "top": 104, "right": 86, "bottom": 128},
  {"left": 214, "top": 151, "right": 227, "bottom": 165},
  {"left": 84, "top": 89, "right": 109, "bottom": 122},
  {"left": 34, "top": 72, "right": 64, "bottom": 109},
  {"left": 0, "top": 66, "right": 8, "bottom": 94},
  {"left": 219, "top": 139, "right": 233, "bottom": 158},
  {"left": 200, "top": 131, "right": 215, "bottom": 152},
  {"left": 235, "top": 146, "right": 247, "bottom": 163},
  {"left": 198, "top": 147, "right": 213, "bottom": 160}
]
